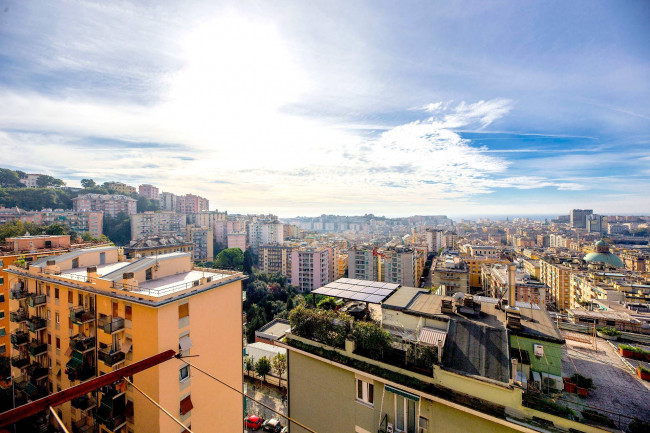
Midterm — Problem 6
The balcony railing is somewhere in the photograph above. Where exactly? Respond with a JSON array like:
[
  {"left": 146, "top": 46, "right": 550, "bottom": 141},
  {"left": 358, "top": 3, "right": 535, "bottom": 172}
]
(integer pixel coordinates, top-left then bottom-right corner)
[
  {"left": 27, "top": 364, "right": 49, "bottom": 381},
  {"left": 72, "top": 419, "right": 96, "bottom": 433},
  {"left": 10, "top": 356, "right": 30, "bottom": 369},
  {"left": 26, "top": 317, "right": 47, "bottom": 333},
  {"left": 9, "top": 287, "right": 29, "bottom": 300},
  {"left": 71, "top": 395, "right": 97, "bottom": 412},
  {"left": 99, "top": 316, "right": 125, "bottom": 334},
  {"left": 26, "top": 294, "right": 47, "bottom": 308},
  {"left": 9, "top": 309, "right": 28, "bottom": 323},
  {"left": 28, "top": 341, "right": 48, "bottom": 357},
  {"left": 96, "top": 413, "right": 126, "bottom": 432},
  {"left": 70, "top": 306, "right": 95, "bottom": 325},
  {"left": 70, "top": 335, "right": 96, "bottom": 352},
  {"left": 98, "top": 348, "right": 125, "bottom": 367},
  {"left": 66, "top": 351, "right": 95, "bottom": 382},
  {"left": 10, "top": 331, "right": 29, "bottom": 347}
]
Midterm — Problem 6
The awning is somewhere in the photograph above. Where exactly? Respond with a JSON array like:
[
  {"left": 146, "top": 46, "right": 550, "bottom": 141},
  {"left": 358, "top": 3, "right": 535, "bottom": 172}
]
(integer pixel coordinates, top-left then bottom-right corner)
[
  {"left": 64, "top": 346, "right": 73, "bottom": 357},
  {"left": 418, "top": 327, "right": 447, "bottom": 346},
  {"left": 179, "top": 335, "right": 193, "bottom": 351},
  {"left": 385, "top": 385, "right": 420, "bottom": 402},
  {"left": 180, "top": 395, "right": 193, "bottom": 415},
  {"left": 121, "top": 337, "right": 132, "bottom": 354},
  {"left": 66, "top": 351, "right": 83, "bottom": 370}
]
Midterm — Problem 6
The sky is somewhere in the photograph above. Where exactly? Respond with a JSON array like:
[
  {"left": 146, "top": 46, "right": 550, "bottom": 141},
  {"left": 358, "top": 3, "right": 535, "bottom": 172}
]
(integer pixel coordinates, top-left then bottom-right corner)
[{"left": 0, "top": 0, "right": 649, "bottom": 218}]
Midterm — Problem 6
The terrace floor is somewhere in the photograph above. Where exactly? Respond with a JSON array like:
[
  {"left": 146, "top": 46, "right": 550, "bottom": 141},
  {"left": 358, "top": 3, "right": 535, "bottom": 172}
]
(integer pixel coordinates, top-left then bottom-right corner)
[{"left": 561, "top": 337, "right": 650, "bottom": 424}]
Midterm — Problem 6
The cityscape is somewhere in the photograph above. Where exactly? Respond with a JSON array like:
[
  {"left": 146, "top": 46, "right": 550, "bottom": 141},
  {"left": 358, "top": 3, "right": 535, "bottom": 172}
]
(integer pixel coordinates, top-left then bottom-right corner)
[{"left": 0, "top": 2, "right": 649, "bottom": 433}]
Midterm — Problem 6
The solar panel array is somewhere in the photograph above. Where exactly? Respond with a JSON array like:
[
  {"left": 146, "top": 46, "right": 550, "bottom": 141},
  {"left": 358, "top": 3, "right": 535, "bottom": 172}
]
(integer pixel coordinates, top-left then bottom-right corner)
[{"left": 312, "top": 278, "right": 400, "bottom": 304}]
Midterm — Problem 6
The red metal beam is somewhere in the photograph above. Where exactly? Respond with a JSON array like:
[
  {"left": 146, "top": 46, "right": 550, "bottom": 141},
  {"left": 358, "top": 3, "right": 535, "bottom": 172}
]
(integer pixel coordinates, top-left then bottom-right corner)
[{"left": 0, "top": 349, "right": 176, "bottom": 428}]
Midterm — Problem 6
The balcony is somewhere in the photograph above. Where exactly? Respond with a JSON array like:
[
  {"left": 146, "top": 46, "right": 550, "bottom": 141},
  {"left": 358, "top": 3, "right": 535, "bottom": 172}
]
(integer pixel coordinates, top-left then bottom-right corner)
[
  {"left": 70, "top": 335, "right": 96, "bottom": 353},
  {"left": 21, "top": 382, "right": 47, "bottom": 401},
  {"left": 9, "top": 309, "right": 28, "bottom": 323},
  {"left": 11, "top": 356, "right": 30, "bottom": 369},
  {"left": 71, "top": 395, "right": 97, "bottom": 412},
  {"left": 99, "top": 316, "right": 125, "bottom": 334},
  {"left": 28, "top": 341, "right": 48, "bottom": 357},
  {"left": 96, "top": 392, "right": 127, "bottom": 432},
  {"left": 9, "top": 285, "right": 28, "bottom": 300},
  {"left": 26, "top": 317, "right": 47, "bottom": 333},
  {"left": 27, "top": 363, "right": 49, "bottom": 381},
  {"left": 98, "top": 348, "right": 125, "bottom": 367},
  {"left": 26, "top": 293, "right": 47, "bottom": 308},
  {"left": 70, "top": 306, "right": 95, "bottom": 325},
  {"left": 10, "top": 331, "right": 29, "bottom": 347},
  {"left": 72, "top": 419, "right": 96, "bottom": 433},
  {"left": 66, "top": 351, "right": 95, "bottom": 382}
]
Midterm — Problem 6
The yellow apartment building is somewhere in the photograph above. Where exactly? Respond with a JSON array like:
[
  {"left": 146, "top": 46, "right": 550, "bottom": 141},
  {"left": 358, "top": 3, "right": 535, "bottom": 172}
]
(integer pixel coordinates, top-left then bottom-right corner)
[
  {"left": 6, "top": 246, "right": 244, "bottom": 433},
  {"left": 465, "top": 256, "right": 508, "bottom": 292},
  {"left": 539, "top": 259, "right": 572, "bottom": 311}
]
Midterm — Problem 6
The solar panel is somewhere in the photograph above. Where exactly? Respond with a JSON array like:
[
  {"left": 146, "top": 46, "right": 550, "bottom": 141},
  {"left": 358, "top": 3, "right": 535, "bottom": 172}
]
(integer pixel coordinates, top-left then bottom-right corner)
[
  {"left": 338, "top": 290, "right": 356, "bottom": 299},
  {"left": 383, "top": 283, "right": 400, "bottom": 291},
  {"left": 369, "top": 281, "right": 385, "bottom": 288},
  {"left": 327, "top": 289, "right": 343, "bottom": 297},
  {"left": 375, "top": 288, "right": 394, "bottom": 297},
  {"left": 316, "top": 288, "right": 333, "bottom": 296},
  {"left": 366, "top": 294, "right": 385, "bottom": 304},
  {"left": 349, "top": 292, "right": 370, "bottom": 301},
  {"left": 328, "top": 282, "right": 342, "bottom": 289},
  {"left": 337, "top": 284, "right": 354, "bottom": 291}
]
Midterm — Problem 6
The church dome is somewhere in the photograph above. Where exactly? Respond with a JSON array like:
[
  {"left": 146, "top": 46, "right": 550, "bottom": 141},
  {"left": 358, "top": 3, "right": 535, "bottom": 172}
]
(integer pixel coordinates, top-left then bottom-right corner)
[{"left": 583, "top": 239, "right": 624, "bottom": 268}]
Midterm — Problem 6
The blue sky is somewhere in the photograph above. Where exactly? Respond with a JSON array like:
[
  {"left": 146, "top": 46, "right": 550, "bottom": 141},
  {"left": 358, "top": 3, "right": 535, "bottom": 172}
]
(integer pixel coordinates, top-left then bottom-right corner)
[{"left": 0, "top": 0, "right": 648, "bottom": 217}]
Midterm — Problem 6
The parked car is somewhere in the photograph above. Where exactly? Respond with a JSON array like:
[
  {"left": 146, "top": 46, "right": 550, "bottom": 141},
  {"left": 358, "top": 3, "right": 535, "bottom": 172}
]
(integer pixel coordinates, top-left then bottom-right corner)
[
  {"left": 245, "top": 415, "right": 264, "bottom": 430},
  {"left": 262, "top": 418, "right": 283, "bottom": 433}
]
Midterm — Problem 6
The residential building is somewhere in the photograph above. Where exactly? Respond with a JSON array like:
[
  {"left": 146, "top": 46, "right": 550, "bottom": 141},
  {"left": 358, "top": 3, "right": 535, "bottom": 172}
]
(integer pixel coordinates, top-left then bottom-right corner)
[
  {"left": 336, "top": 252, "right": 348, "bottom": 279},
  {"left": 227, "top": 233, "right": 247, "bottom": 252},
  {"left": 104, "top": 182, "right": 137, "bottom": 196},
  {"left": 254, "top": 318, "right": 291, "bottom": 346},
  {"left": 481, "top": 262, "right": 546, "bottom": 305},
  {"left": 19, "top": 173, "right": 45, "bottom": 188},
  {"left": 539, "top": 258, "right": 572, "bottom": 311},
  {"left": 159, "top": 192, "right": 177, "bottom": 212},
  {"left": 290, "top": 247, "right": 333, "bottom": 292},
  {"left": 130, "top": 211, "right": 187, "bottom": 241},
  {"left": 384, "top": 247, "right": 426, "bottom": 288},
  {"left": 586, "top": 214, "right": 607, "bottom": 233},
  {"left": 186, "top": 226, "right": 214, "bottom": 261},
  {"left": 280, "top": 286, "right": 612, "bottom": 433},
  {"left": 465, "top": 245, "right": 501, "bottom": 258},
  {"left": 431, "top": 254, "right": 469, "bottom": 295},
  {"left": 0, "top": 208, "right": 103, "bottom": 238},
  {"left": 73, "top": 194, "right": 137, "bottom": 217},
  {"left": 137, "top": 184, "right": 160, "bottom": 201},
  {"left": 248, "top": 220, "right": 284, "bottom": 252},
  {"left": 5, "top": 247, "right": 244, "bottom": 432},
  {"left": 123, "top": 235, "right": 193, "bottom": 259},
  {"left": 259, "top": 245, "right": 292, "bottom": 276},
  {"left": 570, "top": 209, "right": 593, "bottom": 229},
  {"left": 425, "top": 229, "right": 442, "bottom": 253},
  {"left": 348, "top": 247, "right": 379, "bottom": 282},
  {"left": 176, "top": 194, "right": 209, "bottom": 214},
  {"left": 465, "top": 256, "right": 508, "bottom": 292}
]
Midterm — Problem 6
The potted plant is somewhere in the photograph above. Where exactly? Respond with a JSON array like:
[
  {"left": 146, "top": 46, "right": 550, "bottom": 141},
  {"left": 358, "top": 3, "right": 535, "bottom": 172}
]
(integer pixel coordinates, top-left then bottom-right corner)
[
  {"left": 638, "top": 365, "right": 650, "bottom": 381},
  {"left": 563, "top": 377, "right": 577, "bottom": 393},
  {"left": 643, "top": 348, "right": 650, "bottom": 362},
  {"left": 571, "top": 374, "right": 593, "bottom": 398},
  {"left": 596, "top": 326, "right": 621, "bottom": 341},
  {"left": 618, "top": 344, "right": 635, "bottom": 358},
  {"left": 632, "top": 347, "right": 645, "bottom": 360}
]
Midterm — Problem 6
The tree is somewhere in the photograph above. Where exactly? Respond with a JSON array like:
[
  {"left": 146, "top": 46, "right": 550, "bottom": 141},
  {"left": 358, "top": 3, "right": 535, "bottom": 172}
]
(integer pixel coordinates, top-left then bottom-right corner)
[
  {"left": 0, "top": 169, "right": 22, "bottom": 187},
  {"left": 246, "top": 304, "right": 268, "bottom": 343},
  {"left": 272, "top": 353, "right": 287, "bottom": 389},
  {"left": 36, "top": 175, "right": 65, "bottom": 188},
  {"left": 244, "top": 357, "right": 254, "bottom": 378},
  {"left": 80, "top": 178, "right": 96, "bottom": 189},
  {"left": 214, "top": 248, "right": 245, "bottom": 270},
  {"left": 102, "top": 212, "right": 131, "bottom": 246},
  {"left": 254, "top": 357, "right": 272, "bottom": 385},
  {"left": 243, "top": 249, "right": 254, "bottom": 274},
  {"left": 44, "top": 223, "right": 67, "bottom": 235},
  {"left": 137, "top": 196, "right": 160, "bottom": 212}
]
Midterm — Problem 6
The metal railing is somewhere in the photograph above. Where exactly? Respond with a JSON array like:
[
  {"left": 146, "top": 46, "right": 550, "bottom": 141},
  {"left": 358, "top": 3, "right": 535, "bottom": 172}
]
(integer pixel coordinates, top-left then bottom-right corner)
[
  {"left": 99, "top": 316, "right": 125, "bottom": 334},
  {"left": 70, "top": 306, "right": 95, "bottom": 324},
  {"left": 98, "top": 349, "right": 125, "bottom": 367},
  {"left": 10, "top": 331, "right": 29, "bottom": 346},
  {"left": 26, "top": 317, "right": 47, "bottom": 333},
  {"left": 26, "top": 293, "right": 47, "bottom": 308},
  {"left": 10, "top": 309, "right": 28, "bottom": 323}
]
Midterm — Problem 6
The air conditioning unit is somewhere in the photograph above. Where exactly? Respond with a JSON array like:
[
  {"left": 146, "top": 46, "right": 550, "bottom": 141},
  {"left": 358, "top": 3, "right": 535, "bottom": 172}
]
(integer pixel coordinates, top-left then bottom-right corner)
[{"left": 386, "top": 423, "right": 394, "bottom": 433}]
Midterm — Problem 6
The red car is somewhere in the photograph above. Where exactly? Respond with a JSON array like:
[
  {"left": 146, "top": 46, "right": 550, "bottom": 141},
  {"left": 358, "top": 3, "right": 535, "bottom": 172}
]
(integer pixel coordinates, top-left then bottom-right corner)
[{"left": 245, "top": 415, "right": 264, "bottom": 430}]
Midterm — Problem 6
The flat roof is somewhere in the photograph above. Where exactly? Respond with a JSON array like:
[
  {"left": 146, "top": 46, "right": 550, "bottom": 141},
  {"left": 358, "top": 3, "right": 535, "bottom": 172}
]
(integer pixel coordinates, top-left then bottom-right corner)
[
  {"left": 256, "top": 319, "right": 291, "bottom": 340},
  {"left": 31, "top": 246, "right": 118, "bottom": 268},
  {"left": 101, "top": 252, "right": 189, "bottom": 282},
  {"left": 382, "top": 286, "right": 428, "bottom": 310}
]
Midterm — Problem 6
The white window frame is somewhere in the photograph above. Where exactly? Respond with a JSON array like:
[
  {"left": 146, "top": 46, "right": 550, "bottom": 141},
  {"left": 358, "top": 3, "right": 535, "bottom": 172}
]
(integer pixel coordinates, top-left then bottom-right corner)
[
  {"left": 355, "top": 379, "right": 374, "bottom": 406},
  {"left": 179, "top": 365, "right": 190, "bottom": 382}
]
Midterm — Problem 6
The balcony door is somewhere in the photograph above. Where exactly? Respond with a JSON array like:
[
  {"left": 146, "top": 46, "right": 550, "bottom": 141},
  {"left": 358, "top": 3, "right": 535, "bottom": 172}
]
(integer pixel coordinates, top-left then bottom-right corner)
[{"left": 394, "top": 395, "right": 416, "bottom": 433}]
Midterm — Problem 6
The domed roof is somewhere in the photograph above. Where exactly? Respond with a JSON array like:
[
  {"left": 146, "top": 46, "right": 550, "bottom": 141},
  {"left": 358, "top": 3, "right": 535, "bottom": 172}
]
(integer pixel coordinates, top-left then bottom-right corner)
[
  {"left": 583, "top": 252, "right": 624, "bottom": 268},
  {"left": 595, "top": 239, "right": 609, "bottom": 247}
]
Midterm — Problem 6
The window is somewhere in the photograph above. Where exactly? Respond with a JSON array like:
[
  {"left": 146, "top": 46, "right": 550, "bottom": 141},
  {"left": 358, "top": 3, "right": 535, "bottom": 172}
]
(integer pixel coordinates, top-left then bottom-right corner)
[
  {"left": 56, "top": 337, "right": 60, "bottom": 349},
  {"left": 179, "top": 303, "right": 189, "bottom": 319},
  {"left": 72, "top": 258, "right": 79, "bottom": 268},
  {"left": 146, "top": 268, "right": 152, "bottom": 281},
  {"left": 48, "top": 334, "right": 52, "bottom": 344},
  {"left": 0, "top": 294, "right": 4, "bottom": 303},
  {"left": 0, "top": 312, "right": 4, "bottom": 320},
  {"left": 356, "top": 379, "right": 374, "bottom": 405},
  {"left": 55, "top": 312, "right": 60, "bottom": 324},
  {"left": 68, "top": 292, "right": 73, "bottom": 304},
  {"left": 0, "top": 328, "right": 5, "bottom": 337},
  {"left": 180, "top": 395, "right": 193, "bottom": 416},
  {"left": 125, "top": 305, "right": 132, "bottom": 321},
  {"left": 0, "top": 345, "right": 6, "bottom": 355},
  {"left": 180, "top": 365, "right": 190, "bottom": 382}
]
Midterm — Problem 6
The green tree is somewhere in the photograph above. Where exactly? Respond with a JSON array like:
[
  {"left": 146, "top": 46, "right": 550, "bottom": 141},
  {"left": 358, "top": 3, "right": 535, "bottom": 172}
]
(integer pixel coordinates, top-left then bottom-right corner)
[
  {"left": 44, "top": 223, "right": 68, "bottom": 235},
  {"left": 80, "top": 178, "right": 96, "bottom": 189},
  {"left": 254, "top": 356, "right": 272, "bottom": 384},
  {"left": 0, "top": 220, "right": 25, "bottom": 241},
  {"left": 136, "top": 196, "right": 160, "bottom": 212},
  {"left": 244, "top": 357, "right": 254, "bottom": 378},
  {"left": 271, "top": 353, "right": 287, "bottom": 389},
  {"left": 36, "top": 175, "right": 65, "bottom": 188},
  {"left": 102, "top": 212, "right": 131, "bottom": 246},
  {"left": 0, "top": 169, "right": 22, "bottom": 187},
  {"left": 214, "top": 248, "right": 245, "bottom": 270},
  {"left": 243, "top": 249, "right": 254, "bottom": 274},
  {"left": 286, "top": 296, "right": 294, "bottom": 312},
  {"left": 246, "top": 304, "right": 268, "bottom": 343}
]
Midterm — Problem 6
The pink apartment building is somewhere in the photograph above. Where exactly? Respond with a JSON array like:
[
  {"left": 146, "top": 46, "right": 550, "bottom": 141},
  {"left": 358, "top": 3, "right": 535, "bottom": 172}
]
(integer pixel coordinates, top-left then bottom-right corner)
[
  {"left": 138, "top": 184, "right": 160, "bottom": 200},
  {"left": 72, "top": 193, "right": 137, "bottom": 217},
  {"left": 290, "top": 247, "right": 334, "bottom": 292}
]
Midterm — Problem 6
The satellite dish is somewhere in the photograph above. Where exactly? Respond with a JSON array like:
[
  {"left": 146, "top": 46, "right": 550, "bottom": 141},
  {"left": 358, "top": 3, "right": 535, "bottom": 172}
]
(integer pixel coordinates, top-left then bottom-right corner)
[{"left": 452, "top": 292, "right": 465, "bottom": 303}]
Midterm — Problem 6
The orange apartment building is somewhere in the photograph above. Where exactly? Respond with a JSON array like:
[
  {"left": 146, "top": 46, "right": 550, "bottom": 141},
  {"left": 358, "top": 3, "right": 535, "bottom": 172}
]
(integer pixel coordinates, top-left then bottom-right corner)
[{"left": 6, "top": 246, "right": 244, "bottom": 433}]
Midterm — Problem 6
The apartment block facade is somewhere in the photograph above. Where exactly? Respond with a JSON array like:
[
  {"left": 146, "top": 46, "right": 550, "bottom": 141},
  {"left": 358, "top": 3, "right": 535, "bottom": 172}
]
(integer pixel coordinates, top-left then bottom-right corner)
[
  {"left": 248, "top": 221, "right": 284, "bottom": 252},
  {"left": 290, "top": 247, "right": 333, "bottom": 292},
  {"left": 137, "top": 184, "right": 160, "bottom": 201},
  {"left": 6, "top": 247, "right": 244, "bottom": 433},
  {"left": 259, "top": 245, "right": 292, "bottom": 277},
  {"left": 73, "top": 194, "right": 137, "bottom": 217},
  {"left": 539, "top": 259, "right": 572, "bottom": 311},
  {"left": 104, "top": 182, "right": 137, "bottom": 196},
  {"left": 130, "top": 212, "right": 187, "bottom": 241},
  {"left": 186, "top": 226, "right": 214, "bottom": 261},
  {"left": 348, "top": 247, "right": 379, "bottom": 282},
  {"left": 0, "top": 208, "right": 103, "bottom": 238}
]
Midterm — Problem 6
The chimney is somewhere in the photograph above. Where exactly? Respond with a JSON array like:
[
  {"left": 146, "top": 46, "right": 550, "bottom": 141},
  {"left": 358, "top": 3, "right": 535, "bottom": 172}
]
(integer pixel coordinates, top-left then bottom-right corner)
[
  {"left": 507, "top": 262, "right": 517, "bottom": 306},
  {"left": 511, "top": 358, "right": 519, "bottom": 384},
  {"left": 87, "top": 266, "right": 98, "bottom": 281},
  {"left": 121, "top": 272, "right": 137, "bottom": 290},
  {"left": 44, "top": 260, "right": 59, "bottom": 274}
]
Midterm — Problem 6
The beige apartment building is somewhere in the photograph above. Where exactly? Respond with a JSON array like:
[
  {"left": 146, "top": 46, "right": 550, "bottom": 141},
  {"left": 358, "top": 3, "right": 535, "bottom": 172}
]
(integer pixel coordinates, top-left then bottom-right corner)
[
  {"left": 539, "top": 259, "right": 572, "bottom": 311},
  {"left": 6, "top": 246, "right": 244, "bottom": 433},
  {"left": 259, "top": 245, "right": 292, "bottom": 277},
  {"left": 431, "top": 254, "right": 469, "bottom": 295}
]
